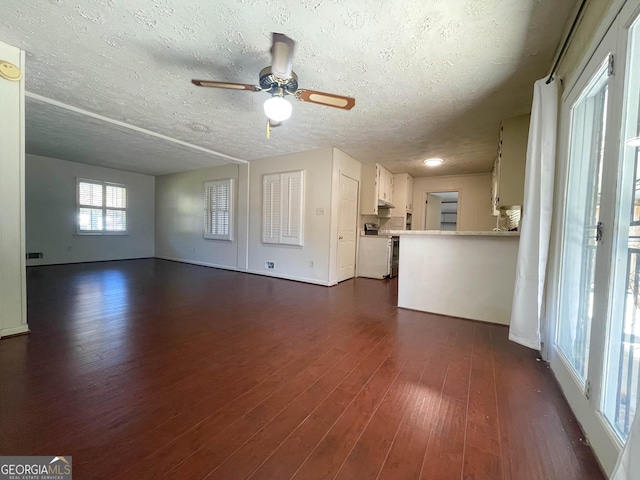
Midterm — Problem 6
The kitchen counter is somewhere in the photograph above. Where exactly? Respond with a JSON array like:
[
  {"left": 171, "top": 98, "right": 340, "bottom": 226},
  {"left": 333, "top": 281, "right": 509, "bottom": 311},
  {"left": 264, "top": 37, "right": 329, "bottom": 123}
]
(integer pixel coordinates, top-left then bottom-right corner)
[
  {"left": 382, "top": 229, "right": 519, "bottom": 237},
  {"left": 396, "top": 230, "right": 519, "bottom": 324}
]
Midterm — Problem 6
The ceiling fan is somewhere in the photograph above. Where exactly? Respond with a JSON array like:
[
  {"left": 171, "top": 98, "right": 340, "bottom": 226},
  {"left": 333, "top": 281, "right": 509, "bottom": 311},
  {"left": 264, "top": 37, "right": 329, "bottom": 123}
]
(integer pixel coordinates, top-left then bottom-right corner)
[{"left": 192, "top": 33, "right": 356, "bottom": 135}]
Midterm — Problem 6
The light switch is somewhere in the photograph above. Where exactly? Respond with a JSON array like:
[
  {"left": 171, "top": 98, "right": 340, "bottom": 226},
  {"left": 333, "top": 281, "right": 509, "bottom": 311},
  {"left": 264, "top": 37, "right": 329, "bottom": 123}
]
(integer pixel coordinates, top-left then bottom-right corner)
[{"left": 316, "top": 208, "right": 326, "bottom": 215}]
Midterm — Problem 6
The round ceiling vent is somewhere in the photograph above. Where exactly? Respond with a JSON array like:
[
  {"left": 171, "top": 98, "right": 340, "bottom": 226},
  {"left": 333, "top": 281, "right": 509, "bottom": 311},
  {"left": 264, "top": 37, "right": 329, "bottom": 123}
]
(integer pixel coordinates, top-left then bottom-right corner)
[{"left": 189, "top": 123, "right": 209, "bottom": 132}]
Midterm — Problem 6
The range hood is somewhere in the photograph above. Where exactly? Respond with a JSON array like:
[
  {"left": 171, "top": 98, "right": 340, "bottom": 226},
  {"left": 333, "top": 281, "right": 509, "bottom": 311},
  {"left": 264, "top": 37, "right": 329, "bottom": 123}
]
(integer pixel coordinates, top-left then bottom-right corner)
[{"left": 377, "top": 199, "right": 395, "bottom": 209}]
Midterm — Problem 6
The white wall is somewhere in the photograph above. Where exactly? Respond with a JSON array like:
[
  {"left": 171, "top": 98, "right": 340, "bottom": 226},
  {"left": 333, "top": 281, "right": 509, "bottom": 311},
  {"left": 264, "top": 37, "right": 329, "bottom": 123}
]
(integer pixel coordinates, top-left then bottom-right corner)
[
  {"left": 412, "top": 173, "right": 495, "bottom": 231},
  {"left": 25, "top": 154, "right": 155, "bottom": 265},
  {"left": 155, "top": 163, "right": 242, "bottom": 270},
  {"left": 248, "top": 147, "right": 334, "bottom": 285},
  {"left": 154, "top": 147, "right": 354, "bottom": 286},
  {"left": 0, "top": 40, "right": 27, "bottom": 338}
]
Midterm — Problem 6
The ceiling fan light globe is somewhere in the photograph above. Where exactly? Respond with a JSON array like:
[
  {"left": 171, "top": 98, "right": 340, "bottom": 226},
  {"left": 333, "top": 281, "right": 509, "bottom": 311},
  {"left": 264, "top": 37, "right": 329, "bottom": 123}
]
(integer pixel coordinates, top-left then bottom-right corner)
[{"left": 264, "top": 96, "right": 292, "bottom": 122}]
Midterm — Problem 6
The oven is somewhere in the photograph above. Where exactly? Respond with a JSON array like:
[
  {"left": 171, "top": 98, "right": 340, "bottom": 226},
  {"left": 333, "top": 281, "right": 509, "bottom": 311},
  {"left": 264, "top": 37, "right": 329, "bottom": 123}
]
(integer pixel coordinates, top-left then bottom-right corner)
[{"left": 390, "top": 236, "right": 399, "bottom": 278}]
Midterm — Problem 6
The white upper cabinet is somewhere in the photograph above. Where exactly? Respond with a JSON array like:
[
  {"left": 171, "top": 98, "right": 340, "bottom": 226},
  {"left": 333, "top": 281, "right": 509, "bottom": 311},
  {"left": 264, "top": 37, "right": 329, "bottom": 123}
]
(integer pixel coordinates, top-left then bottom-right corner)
[
  {"left": 492, "top": 114, "right": 530, "bottom": 214},
  {"left": 393, "top": 173, "right": 414, "bottom": 212},
  {"left": 360, "top": 163, "right": 394, "bottom": 215}
]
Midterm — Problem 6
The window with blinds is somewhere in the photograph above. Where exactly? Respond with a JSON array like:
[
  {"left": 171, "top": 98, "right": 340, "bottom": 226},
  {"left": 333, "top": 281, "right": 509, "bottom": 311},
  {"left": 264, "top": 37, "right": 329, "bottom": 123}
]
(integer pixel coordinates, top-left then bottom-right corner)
[
  {"left": 204, "top": 179, "right": 234, "bottom": 241},
  {"left": 77, "top": 179, "right": 127, "bottom": 234},
  {"left": 263, "top": 170, "right": 304, "bottom": 246}
]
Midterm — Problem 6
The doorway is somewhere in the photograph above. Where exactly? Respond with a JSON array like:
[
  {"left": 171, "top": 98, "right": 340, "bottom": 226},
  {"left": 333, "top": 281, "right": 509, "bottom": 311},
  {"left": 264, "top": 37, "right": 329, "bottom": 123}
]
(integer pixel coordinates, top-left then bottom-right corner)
[{"left": 424, "top": 191, "right": 459, "bottom": 230}]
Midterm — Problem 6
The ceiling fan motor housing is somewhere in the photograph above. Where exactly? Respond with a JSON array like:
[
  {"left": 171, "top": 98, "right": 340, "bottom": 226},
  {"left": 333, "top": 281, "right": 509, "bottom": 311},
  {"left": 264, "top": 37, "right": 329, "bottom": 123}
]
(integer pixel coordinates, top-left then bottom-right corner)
[{"left": 259, "top": 67, "right": 298, "bottom": 95}]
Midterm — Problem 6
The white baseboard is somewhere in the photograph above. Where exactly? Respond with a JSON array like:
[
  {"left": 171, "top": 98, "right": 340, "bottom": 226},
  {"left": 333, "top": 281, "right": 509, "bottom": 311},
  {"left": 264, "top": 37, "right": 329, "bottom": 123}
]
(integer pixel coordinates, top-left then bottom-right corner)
[
  {"left": 154, "top": 255, "right": 240, "bottom": 272},
  {"left": 1, "top": 324, "right": 29, "bottom": 338},
  {"left": 244, "top": 268, "right": 333, "bottom": 287},
  {"left": 154, "top": 255, "right": 333, "bottom": 287}
]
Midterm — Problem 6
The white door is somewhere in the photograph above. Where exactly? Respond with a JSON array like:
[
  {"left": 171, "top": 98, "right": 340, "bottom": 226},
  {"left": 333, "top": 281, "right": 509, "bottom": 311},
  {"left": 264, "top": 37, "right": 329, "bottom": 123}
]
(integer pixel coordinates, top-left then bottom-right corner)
[
  {"left": 549, "top": 4, "right": 640, "bottom": 471},
  {"left": 337, "top": 174, "right": 358, "bottom": 282},
  {"left": 424, "top": 193, "right": 442, "bottom": 230}
]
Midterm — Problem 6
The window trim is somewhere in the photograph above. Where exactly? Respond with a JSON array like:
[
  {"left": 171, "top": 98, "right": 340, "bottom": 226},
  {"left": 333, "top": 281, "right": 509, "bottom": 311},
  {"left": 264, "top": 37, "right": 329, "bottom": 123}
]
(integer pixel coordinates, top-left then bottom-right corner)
[
  {"left": 76, "top": 178, "right": 128, "bottom": 236},
  {"left": 203, "top": 178, "right": 234, "bottom": 242}
]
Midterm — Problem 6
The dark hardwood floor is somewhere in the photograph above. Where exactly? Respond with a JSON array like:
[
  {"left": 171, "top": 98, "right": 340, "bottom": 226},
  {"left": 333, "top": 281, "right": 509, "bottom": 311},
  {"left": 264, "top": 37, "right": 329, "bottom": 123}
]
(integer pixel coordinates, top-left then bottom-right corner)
[{"left": 1, "top": 259, "right": 603, "bottom": 479}]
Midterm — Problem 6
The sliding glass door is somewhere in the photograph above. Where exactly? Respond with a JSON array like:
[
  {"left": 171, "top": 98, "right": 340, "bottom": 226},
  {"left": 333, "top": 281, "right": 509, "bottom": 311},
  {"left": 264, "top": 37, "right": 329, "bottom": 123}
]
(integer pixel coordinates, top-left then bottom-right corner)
[
  {"left": 603, "top": 10, "right": 640, "bottom": 442},
  {"left": 550, "top": 2, "right": 640, "bottom": 472},
  {"left": 556, "top": 57, "right": 609, "bottom": 387}
]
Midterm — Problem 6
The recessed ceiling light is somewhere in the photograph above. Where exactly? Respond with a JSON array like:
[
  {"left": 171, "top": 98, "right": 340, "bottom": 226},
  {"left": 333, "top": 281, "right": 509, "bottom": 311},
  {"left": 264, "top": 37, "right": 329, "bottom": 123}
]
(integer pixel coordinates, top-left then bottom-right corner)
[
  {"left": 627, "top": 136, "right": 640, "bottom": 147},
  {"left": 424, "top": 158, "right": 443, "bottom": 167}
]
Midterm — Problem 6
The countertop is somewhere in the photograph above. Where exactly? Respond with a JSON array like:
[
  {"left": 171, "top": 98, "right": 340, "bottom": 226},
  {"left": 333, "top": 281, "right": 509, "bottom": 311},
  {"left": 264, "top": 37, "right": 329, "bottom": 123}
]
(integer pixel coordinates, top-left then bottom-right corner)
[{"left": 381, "top": 230, "right": 520, "bottom": 237}]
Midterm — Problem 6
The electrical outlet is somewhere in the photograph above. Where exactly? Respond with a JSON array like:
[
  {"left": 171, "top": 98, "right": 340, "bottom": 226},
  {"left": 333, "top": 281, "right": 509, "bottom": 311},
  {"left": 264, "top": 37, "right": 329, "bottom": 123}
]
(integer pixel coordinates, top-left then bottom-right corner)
[
  {"left": 265, "top": 261, "right": 275, "bottom": 270},
  {"left": 310, "top": 261, "right": 314, "bottom": 268}
]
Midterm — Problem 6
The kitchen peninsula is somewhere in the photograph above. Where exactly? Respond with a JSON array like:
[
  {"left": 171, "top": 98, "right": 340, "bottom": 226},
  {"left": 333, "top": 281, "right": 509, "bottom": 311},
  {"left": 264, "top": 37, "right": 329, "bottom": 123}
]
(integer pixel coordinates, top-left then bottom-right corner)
[{"left": 387, "top": 230, "right": 520, "bottom": 325}]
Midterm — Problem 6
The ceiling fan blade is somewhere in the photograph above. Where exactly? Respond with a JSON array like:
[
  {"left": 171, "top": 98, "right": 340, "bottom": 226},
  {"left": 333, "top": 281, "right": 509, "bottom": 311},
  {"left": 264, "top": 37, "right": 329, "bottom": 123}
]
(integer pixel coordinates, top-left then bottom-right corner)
[
  {"left": 270, "top": 33, "right": 295, "bottom": 81},
  {"left": 296, "top": 90, "right": 356, "bottom": 110},
  {"left": 191, "top": 79, "right": 261, "bottom": 92}
]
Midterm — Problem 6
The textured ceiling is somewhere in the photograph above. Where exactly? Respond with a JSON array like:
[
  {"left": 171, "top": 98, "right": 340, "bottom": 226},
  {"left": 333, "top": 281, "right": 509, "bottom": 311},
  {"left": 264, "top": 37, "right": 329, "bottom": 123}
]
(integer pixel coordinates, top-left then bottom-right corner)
[{"left": 0, "top": 0, "right": 576, "bottom": 177}]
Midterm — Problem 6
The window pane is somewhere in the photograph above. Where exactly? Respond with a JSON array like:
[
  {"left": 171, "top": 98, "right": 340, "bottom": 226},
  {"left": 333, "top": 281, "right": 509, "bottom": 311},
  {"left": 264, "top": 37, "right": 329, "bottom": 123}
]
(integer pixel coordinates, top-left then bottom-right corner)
[
  {"left": 106, "top": 185, "right": 126, "bottom": 208},
  {"left": 105, "top": 210, "right": 126, "bottom": 231},
  {"left": 556, "top": 60, "right": 610, "bottom": 384},
  {"left": 78, "top": 182, "right": 103, "bottom": 207},
  {"left": 79, "top": 208, "right": 103, "bottom": 231},
  {"left": 603, "top": 14, "right": 640, "bottom": 441}
]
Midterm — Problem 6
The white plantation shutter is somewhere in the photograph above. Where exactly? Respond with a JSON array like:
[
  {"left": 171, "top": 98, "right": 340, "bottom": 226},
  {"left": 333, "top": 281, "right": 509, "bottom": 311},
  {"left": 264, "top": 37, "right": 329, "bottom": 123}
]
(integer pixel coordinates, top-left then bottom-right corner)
[
  {"left": 79, "top": 182, "right": 102, "bottom": 206},
  {"left": 78, "top": 207, "right": 103, "bottom": 231},
  {"left": 280, "top": 171, "right": 303, "bottom": 245},
  {"left": 204, "top": 179, "right": 233, "bottom": 241},
  {"left": 77, "top": 179, "right": 127, "bottom": 234},
  {"left": 263, "top": 174, "right": 281, "bottom": 244},
  {"left": 106, "top": 185, "right": 126, "bottom": 208},
  {"left": 262, "top": 170, "right": 304, "bottom": 246},
  {"left": 105, "top": 184, "right": 126, "bottom": 231}
]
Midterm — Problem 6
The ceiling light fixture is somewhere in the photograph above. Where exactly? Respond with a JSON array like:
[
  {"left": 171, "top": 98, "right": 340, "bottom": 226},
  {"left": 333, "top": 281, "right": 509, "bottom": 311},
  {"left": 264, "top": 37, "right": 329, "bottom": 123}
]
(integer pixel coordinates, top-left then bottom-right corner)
[
  {"left": 424, "top": 158, "right": 444, "bottom": 167},
  {"left": 627, "top": 136, "right": 640, "bottom": 147},
  {"left": 264, "top": 96, "right": 292, "bottom": 122}
]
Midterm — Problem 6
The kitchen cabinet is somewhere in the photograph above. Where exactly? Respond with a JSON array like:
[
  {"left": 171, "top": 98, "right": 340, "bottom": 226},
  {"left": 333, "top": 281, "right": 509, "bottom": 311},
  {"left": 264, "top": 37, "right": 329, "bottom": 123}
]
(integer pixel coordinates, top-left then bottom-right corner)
[
  {"left": 492, "top": 114, "right": 529, "bottom": 215},
  {"left": 378, "top": 165, "right": 393, "bottom": 203},
  {"left": 392, "top": 173, "right": 414, "bottom": 211},
  {"left": 360, "top": 163, "right": 394, "bottom": 215},
  {"left": 390, "top": 173, "right": 414, "bottom": 229}
]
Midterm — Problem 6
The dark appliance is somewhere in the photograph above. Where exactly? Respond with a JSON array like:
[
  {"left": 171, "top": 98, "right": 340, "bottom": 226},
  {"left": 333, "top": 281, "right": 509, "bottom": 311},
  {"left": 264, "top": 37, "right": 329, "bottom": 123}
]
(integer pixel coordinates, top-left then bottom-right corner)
[{"left": 364, "top": 223, "right": 379, "bottom": 235}]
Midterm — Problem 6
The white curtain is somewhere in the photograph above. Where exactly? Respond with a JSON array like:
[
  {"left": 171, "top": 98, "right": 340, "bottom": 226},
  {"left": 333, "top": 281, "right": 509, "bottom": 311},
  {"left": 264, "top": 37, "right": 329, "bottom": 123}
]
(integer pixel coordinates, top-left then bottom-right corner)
[
  {"left": 610, "top": 398, "right": 640, "bottom": 480},
  {"left": 509, "top": 78, "right": 559, "bottom": 350}
]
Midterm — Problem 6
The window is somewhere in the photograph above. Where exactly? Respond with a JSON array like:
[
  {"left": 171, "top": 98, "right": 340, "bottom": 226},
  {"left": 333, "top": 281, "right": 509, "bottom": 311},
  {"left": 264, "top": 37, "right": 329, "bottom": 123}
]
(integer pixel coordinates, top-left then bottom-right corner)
[
  {"left": 263, "top": 170, "right": 304, "bottom": 246},
  {"left": 204, "top": 179, "right": 233, "bottom": 241},
  {"left": 77, "top": 179, "right": 127, "bottom": 234}
]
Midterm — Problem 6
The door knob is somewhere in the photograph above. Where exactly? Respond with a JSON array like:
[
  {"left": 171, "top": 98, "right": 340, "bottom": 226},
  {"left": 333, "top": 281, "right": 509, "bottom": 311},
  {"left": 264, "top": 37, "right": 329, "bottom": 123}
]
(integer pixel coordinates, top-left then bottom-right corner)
[{"left": 339, "top": 235, "right": 344, "bottom": 240}]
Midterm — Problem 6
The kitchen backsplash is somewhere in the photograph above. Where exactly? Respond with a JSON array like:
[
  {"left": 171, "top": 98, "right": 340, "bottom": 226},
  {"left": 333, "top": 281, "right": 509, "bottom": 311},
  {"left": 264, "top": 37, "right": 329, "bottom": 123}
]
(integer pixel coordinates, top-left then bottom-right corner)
[
  {"left": 379, "top": 216, "right": 405, "bottom": 230},
  {"left": 359, "top": 215, "right": 405, "bottom": 232}
]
